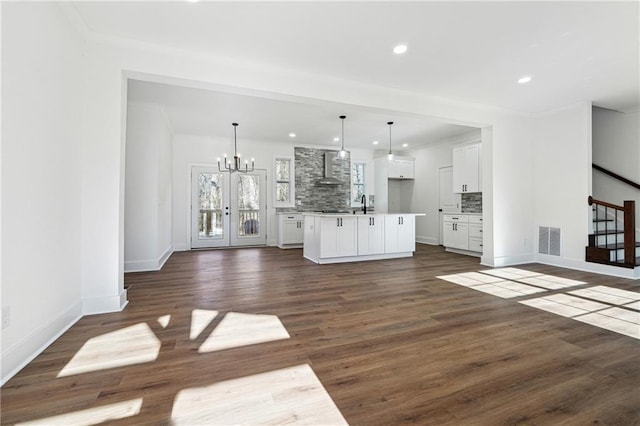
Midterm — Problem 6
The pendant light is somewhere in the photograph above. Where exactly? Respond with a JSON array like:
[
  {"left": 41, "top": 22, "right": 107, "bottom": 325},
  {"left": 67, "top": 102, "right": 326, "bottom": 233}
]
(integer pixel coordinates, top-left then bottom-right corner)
[
  {"left": 387, "top": 121, "right": 394, "bottom": 160},
  {"left": 217, "top": 123, "right": 255, "bottom": 173},
  {"left": 338, "top": 115, "right": 347, "bottom": 158}
]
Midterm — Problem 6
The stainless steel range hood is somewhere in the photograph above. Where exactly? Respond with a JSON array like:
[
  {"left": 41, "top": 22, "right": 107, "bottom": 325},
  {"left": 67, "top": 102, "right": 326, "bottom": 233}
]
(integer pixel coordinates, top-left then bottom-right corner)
[{"left": 316, "top": 152, "right": 345, "bottom": 185}]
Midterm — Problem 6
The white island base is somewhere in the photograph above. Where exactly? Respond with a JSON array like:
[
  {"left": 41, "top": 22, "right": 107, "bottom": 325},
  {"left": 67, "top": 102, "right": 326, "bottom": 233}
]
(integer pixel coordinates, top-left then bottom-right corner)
[{"left": 302, "top": 213, "right": 424, "bottom": 264}]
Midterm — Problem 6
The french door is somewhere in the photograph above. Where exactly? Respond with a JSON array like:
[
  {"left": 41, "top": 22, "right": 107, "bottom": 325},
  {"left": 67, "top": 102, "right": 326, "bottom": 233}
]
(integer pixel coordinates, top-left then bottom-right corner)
[{"left": 191, "top": 166, "right": 267, "bottom": 248}]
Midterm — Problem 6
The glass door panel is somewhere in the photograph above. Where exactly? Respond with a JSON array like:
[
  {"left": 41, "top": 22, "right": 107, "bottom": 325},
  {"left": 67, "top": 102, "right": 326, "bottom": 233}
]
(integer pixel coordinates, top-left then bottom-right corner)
[
  {"left": 230, "top": 171, "right": 267, "bottom": 246},
  {"left": 191, "top": 167, "right": 230, "bottom": 248}
]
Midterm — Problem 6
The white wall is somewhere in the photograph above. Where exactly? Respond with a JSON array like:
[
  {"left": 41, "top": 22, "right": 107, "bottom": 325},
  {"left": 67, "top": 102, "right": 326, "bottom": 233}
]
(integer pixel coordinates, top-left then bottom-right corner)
[
  {"left": 124, "top": 102, "right": 173, "bottom": 272},
  {"left": 1, "top": 2, "right": 84, "bottom": 382},
  {"left": 592, "top": 107, "right": 640, "bottom": 237},
  {"left": 534, "top": 102, "right": 592, "bottom": 268}
]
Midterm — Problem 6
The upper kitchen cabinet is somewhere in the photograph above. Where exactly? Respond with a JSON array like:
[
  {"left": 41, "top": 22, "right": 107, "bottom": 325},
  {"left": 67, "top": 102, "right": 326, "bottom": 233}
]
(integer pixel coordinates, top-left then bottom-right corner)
[
  {"left": 374, "top": 156, "right": 415, "bottom": 213},
  {"left": 452, "top": 142, "right": 481, "bottom": 193},
  {"left": 379, "top": 156, "right": 415, "bottom": 179}
]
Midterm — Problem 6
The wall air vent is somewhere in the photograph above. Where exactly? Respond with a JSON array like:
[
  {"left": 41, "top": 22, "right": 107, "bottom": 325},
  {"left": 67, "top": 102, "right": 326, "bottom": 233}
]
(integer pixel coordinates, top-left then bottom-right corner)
[{"left": 538, "top": 226, "right": 561, "bottom": 256}]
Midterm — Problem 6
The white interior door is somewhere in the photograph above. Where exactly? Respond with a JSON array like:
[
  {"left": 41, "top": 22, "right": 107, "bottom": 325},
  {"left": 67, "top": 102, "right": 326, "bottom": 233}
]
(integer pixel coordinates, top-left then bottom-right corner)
[
  {"left": 191, "top": 167, "right": 267, "bottom": 249},
  {"left": 439, "top": 166, "right": 461, "bottom": 245}
]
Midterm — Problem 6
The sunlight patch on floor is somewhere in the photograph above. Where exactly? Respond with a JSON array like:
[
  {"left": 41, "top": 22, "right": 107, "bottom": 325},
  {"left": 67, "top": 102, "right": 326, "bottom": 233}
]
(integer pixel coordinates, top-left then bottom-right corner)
[
  {"left": 624, "top": 300, "right": 640, "bottom": 310},
  {"left": 439, "top": 268, "right": 639, "bottom": 340},
  {"left": 190, "top": 309, "right": 219, "bottom": 340},
  {"left": 437, "top": 273, "right": 545, "bottom": 298},
  {"left": 575, "top": 310, "right": 640, "bottom": 339},
  {"left": 171, "top": 364, "right": 347, "bottom": 425},
  {"left": 568, "top": 286, "right": 640, "bottom": 306},
  {"left": 515, "top": 275, "right": 586, "bottom": 290},
  {"left": 519, "top": 294, "right": 609, "bottom": 318},
  {"left": 520, "top": 294, "right": 639, "bottom": 340},
  {"left": 157, "top": 314, "right": 171, "bottom": 328},
  {"left": 198, "top": 312, "right": 290, "bottom": 353},
  {"left": 17, "top": 398, "right": 143, "bottom": 426},
  {"left": 480, "top": 267, "right": 542, "bottom": 279},
  {"left": 57, "top": 323, "right": 161, "bottom": 377}
]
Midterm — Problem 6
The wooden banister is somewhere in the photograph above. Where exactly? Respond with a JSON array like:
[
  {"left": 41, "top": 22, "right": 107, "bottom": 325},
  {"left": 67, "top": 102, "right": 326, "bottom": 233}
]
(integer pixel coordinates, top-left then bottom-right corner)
[{"left": 587, "top": 196, "right": 623, "bottom": 211}]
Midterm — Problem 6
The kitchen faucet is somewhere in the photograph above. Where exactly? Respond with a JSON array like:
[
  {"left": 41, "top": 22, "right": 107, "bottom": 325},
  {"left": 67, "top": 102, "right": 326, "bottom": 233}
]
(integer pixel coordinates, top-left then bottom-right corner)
[{"left": 361, "top": 194, "right": 367, "bottom": 214}]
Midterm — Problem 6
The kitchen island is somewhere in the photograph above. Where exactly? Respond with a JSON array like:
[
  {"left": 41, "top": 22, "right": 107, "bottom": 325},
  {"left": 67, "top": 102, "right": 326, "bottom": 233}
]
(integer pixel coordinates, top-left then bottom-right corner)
[{"left": 302, "top": 212, "right": 425, "bottom": 264}]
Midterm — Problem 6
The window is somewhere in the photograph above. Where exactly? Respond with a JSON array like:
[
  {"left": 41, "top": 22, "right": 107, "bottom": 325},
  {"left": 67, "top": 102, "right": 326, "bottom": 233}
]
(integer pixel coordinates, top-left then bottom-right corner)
[
  {"left": 351, "top": 161, "right": 366, "bottom": 206},
  {"left": 274, "top": 157, "right": 294, "bottom": 207}
]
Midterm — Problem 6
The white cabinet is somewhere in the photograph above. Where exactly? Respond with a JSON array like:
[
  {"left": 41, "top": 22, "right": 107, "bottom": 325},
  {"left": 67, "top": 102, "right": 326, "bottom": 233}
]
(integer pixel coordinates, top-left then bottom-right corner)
[
  {"left": 387, "top": 157, "right": 415, "bottom": 179},
  {"left": 443, "top": 214, "right": 483, "bottom": 254},
  {"left": 468, "top": 215, "right": 483, "bottom": 253},
  {"left": 303, "top": 213, "right": 422, "bottom": 264},
  {"left": 357, "top": 215, "right": 385, "bottom": 255},
  {"left": 278, "top": 214, "right": 304, "bottom": 248},
  {"left": 453, "top": 143, "right": 481, "bottom": 193},
  {"left": 384, "top": 214, "right": 415, "bottom": 253},
  {"left": 443, "top": 214, "right": 469, "bottom": 250},
  {"left": 319, "top": 216, "right": 358, "bottom": 258}
]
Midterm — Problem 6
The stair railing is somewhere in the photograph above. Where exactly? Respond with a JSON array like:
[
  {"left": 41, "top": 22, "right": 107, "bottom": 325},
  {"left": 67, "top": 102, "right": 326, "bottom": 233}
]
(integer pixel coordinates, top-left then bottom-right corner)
[{"left": 588, "top": 196, "right": 636, "bottom": 267}]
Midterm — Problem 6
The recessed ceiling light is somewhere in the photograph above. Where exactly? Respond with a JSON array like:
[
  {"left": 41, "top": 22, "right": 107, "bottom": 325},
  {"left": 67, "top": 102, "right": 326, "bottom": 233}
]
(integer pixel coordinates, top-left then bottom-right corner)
[
  {"left": 187, "top": 0, "right": 199, "bottom": 3},
  {"left": 372, "top": 141, "right": 379, "bottom": 145},
  {"left": 289, "top": 133, "right": 296, "bottom": 138},
  {"left": 518, "top": 75, "right": 533, "bottom": 84},
  {"left": 393, "top": 44, "right": 408, "bottom": 55},
  {"left": 333, "top": 137, "right": 340, "bottom": 142},
  {"left": 402, "top": 143, "right": 408, "bottom": 147}
]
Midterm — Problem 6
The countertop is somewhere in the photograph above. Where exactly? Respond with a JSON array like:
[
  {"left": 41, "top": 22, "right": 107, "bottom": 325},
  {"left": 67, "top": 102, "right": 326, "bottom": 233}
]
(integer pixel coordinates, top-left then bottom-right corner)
[{"left": 303, "top": 212, "right": 425, "bottom": 217}]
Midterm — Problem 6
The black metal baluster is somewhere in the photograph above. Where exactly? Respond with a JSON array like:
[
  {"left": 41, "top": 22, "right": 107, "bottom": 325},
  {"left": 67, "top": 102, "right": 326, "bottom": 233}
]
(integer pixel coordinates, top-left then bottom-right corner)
[{"left": 604, "top": 206, "right": 608, "bottom": 250}]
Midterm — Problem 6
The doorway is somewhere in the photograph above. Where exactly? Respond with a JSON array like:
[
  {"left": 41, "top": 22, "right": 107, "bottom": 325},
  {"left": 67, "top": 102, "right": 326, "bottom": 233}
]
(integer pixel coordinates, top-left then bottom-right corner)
[{"left": 191, "top": 166, "right": 267, "bottom": 248}]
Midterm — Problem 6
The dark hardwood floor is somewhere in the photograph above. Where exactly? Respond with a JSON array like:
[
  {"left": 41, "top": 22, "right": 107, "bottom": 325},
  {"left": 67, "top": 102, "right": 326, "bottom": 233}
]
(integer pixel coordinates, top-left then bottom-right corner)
[{"left": 2, "top": 245, "right": 639, "bottom": 425}]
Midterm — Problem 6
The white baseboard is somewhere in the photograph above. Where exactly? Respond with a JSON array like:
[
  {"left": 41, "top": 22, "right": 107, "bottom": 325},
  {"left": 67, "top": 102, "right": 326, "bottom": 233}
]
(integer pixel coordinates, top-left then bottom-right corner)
[
  {"left": 1, "top": 301, "right": 82, "bottom": 386},
  {"left": 173, "top": 242, "right": 188, "bottom": 252},
  {"left": 158, "top": 245, "right": 173, "bottom": 269},
  {"left": 124, "top": 246, "right": 174, "bottom": 273},
  {"left": 82, "top": 288, "right": 128, "bottom": 315},
  {"left": 416, "top": 236, "right": 438, "bottom": 245},
  {"left": 480, "top": 254, "right": 535, "bottom": 267},
  {"left": 446, "top": 247, "right": 481, "bottom": 258},
  {"left": 535, "top": 254, "right": 639, "bottom": 280}
]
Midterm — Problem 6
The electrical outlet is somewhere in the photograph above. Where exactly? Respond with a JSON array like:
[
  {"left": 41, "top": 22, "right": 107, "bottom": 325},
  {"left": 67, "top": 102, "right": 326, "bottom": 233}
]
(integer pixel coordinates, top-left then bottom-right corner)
[{"left": 2, "top": 306, "right": 10, "bottom": 329}]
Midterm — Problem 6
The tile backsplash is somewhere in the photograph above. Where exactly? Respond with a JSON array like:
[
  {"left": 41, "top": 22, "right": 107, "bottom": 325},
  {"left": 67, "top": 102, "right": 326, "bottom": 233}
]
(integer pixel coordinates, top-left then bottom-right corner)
[
  {"left": 461, "top": 192, "right": 482, "bottom": 213},
  {"left": 293, "top": 147, "right": 351, "bottom": 212}
]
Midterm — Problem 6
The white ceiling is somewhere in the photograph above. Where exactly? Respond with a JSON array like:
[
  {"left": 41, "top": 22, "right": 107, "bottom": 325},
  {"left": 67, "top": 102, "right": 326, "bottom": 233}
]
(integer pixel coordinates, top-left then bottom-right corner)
[
  {"left": 127, "top": 79, "right": 477, "bottom": 151},
  {"left": 71, "top": 1, "right": 639, "bottom": 148}
]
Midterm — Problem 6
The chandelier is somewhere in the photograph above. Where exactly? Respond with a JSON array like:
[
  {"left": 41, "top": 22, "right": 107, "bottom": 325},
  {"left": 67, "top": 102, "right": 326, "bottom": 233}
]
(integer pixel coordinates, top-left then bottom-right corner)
[{"left": 217, "top": 122, "right": 255, "bottom": 173}]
